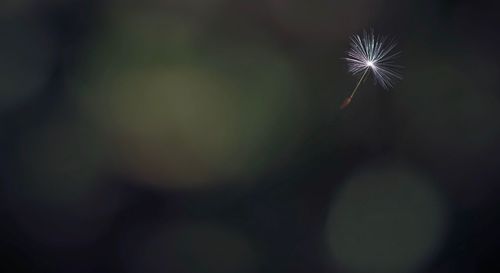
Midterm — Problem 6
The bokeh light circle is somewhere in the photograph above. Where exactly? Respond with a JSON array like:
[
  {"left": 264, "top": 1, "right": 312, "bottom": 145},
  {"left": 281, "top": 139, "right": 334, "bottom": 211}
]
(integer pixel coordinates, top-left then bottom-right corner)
[
  {"left": 71, "top": 15, "right": 308, "bottom": 189},
  {"left": 325, "top": 164, "right": 448, "bottom": 273}
]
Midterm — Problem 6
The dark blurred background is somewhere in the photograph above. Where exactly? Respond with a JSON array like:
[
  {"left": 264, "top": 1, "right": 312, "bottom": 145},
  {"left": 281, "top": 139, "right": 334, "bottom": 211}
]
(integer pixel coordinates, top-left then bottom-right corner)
[{"left": 1, "top": 0, "right": 500, "bottom": 272}]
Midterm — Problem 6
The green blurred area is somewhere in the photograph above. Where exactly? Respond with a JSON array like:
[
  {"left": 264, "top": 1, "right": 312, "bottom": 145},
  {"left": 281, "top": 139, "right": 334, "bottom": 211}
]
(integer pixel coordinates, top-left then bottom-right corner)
[{"left": 70, "top": 9, "right": 310, "bottom": 187}]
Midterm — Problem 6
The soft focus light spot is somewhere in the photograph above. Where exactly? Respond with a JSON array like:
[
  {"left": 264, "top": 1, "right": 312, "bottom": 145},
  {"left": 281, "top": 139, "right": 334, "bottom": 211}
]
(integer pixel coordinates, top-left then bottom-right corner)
[
  {"left": 71, "top": 16, "right": 308, "bottom": 189},
  {"left": 325, "top": 164, "right": 448, "bottom": 273},
  {"left": 121, "top": 223, "right": 260, "bottom": 273},
  {"left": 366, "top": 61, "right": 374, "bottom": 67}
]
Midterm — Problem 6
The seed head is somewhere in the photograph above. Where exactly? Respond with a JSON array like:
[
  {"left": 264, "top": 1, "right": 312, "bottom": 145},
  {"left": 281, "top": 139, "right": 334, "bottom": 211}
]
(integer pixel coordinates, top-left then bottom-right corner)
[{"left": 345, "top": 30, "right": 402, "bottom": 89}]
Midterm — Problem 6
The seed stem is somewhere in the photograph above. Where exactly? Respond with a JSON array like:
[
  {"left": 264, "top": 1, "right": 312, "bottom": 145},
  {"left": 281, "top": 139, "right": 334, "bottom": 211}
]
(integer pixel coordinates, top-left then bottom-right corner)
[{"left": 340, "top": 68, "right": 369, "bottom": 109}]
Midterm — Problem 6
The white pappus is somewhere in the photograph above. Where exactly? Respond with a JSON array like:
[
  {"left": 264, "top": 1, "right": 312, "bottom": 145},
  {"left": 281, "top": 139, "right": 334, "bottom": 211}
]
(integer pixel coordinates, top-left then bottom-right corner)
[{"left": 341, "top": 30, "right": 402, "bottom": 109}]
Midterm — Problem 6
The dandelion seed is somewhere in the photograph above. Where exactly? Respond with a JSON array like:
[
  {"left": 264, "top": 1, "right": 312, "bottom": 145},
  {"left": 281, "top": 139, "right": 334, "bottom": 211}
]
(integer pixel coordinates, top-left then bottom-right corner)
[{"left": 340, "top": 30, "right": 402, "bottom": 109}]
